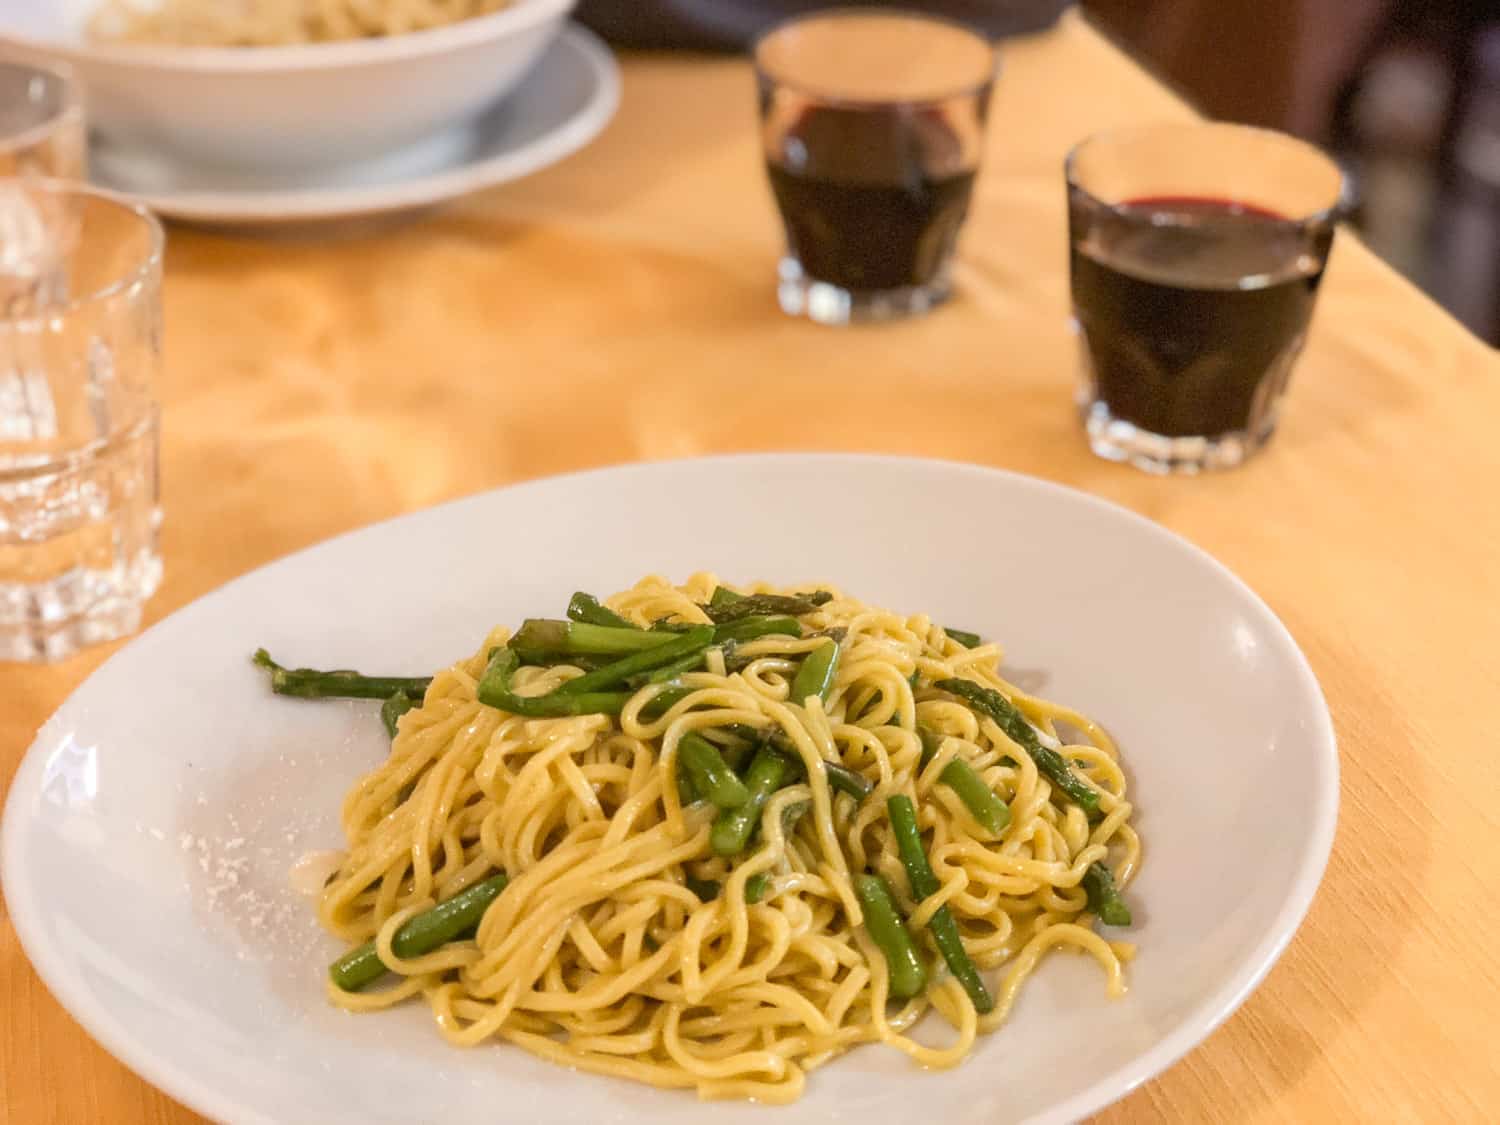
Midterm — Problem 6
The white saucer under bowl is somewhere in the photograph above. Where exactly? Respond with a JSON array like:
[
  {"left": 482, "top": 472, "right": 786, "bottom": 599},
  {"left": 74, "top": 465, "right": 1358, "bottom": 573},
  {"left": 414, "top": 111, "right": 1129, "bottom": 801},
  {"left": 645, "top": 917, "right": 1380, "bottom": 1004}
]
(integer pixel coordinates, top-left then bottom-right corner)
[{"left": 89, "top": 24, "right": 618, "bottom": 225}]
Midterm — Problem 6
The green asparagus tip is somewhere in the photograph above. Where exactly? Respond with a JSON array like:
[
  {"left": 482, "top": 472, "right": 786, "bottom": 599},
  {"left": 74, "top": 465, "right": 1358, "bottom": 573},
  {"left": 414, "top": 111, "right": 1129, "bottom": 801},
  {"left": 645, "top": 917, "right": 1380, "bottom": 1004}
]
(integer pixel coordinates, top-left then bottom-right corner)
[
  {"left": 853, "top": 873, "right": 928, "bottom": 1000},
  {"left": 703, "top": 592, "right": 834, "bottom": 624},
  {"left": 510, "top": 618, "right": 570, "bottom": 656},
  {"left": 790, "top": 638, "right": 841, "bottom": 708},
  {"left": 567, "top": 592, "right": 637, "bottom": 630},
  {"left": 1082, "top": 861, "right": 1132, "bottom": 927},
  {"left": 329, "top": 873, "right": 508, "bottom": 992}
]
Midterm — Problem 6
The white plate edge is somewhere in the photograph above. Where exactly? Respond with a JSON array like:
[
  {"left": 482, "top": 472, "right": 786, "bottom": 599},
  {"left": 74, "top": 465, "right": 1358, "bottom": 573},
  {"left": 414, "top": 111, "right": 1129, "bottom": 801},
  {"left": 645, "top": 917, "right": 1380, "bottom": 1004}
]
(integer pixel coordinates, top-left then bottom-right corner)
[{"left": 0, "top": 451, "right": 1342, "bottom": 1125}]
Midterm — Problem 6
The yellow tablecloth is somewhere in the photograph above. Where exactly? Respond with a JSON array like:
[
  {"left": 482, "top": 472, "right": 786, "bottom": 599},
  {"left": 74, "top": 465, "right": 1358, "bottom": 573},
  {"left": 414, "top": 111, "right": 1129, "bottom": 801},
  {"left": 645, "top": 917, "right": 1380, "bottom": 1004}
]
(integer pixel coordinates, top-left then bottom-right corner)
[{"left": 5, "top": 13, "right": 1499, "bottom": 1122}]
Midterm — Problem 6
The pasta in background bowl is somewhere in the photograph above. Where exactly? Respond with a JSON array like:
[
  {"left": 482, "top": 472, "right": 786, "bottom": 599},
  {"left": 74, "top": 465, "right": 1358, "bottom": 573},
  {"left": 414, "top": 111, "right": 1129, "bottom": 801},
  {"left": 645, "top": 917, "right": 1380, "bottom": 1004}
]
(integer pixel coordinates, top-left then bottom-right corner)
[
  {"left": 88, "top": 0, "right": 520, "bottom": 47},
  {"left": 0, "top": 0, "right": 577, "bottom": 171}
]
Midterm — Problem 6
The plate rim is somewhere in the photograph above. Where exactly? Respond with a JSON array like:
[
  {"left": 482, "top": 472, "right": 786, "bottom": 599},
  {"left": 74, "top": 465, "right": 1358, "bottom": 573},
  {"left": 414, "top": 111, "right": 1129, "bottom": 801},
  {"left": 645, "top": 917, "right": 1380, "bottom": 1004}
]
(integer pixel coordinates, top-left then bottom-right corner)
[
  {"left": 86, "top": 23, "right": 620, "bottom": 223},
  {"left": 0, "top": 452, "right": 1340, "bottom": 1124}
]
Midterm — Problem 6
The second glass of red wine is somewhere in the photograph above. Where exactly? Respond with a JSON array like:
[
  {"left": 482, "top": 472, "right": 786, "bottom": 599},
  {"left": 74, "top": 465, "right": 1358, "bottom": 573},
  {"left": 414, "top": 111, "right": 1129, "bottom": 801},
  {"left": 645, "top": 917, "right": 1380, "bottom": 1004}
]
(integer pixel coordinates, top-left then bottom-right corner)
[
  {"left": 754, "top": 10, "right": 997, "bottom": 324},
  {"left": 1068, "top": 123, "right": 1351, "bottom": 473}
]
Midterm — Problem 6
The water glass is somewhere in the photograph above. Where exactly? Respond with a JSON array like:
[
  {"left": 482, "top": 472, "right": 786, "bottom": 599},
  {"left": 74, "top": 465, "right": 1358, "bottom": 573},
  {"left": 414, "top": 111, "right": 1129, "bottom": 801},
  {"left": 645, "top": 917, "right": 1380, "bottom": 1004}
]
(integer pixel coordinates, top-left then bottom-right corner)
[
  {"left": 0, "top": 58, "right": 86, "bottom": 179},
  {"left": 1, "top": 181, "right": 164, "bottom": 662},
  {"left": 755, "top": 10, "right": 996, "bottom": 324},
  {"left": 1067, "top": 123, "right": 1350, "bottom": 473}
]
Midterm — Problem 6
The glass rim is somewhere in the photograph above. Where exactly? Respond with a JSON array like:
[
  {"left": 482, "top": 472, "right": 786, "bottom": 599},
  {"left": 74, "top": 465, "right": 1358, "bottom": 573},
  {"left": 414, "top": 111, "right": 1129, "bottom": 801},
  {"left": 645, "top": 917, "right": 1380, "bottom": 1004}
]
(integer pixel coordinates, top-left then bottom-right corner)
[
  {"left": 1064, "top": 121, "right": 1355, "bottom": 230},
  {"left": 752, "top": 6, "right": 999, "bottom": 110},
  {"left": 0, "top": 179, "right": 165, "bottom": 322},
  {"left": 0, "top": 56, "right": 85, "bottom": 160}
]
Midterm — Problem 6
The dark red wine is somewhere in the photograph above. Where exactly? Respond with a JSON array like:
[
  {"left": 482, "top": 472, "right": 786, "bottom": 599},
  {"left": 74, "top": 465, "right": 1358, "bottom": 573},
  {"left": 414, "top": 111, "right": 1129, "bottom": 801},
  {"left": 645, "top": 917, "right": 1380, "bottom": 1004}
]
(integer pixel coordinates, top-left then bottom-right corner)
[
  {"left": 1070, "top": 195, "right": 1328, "bottom": 438},
  {"left": 767, "top": 106, "right": 976, "bottom": 291}
]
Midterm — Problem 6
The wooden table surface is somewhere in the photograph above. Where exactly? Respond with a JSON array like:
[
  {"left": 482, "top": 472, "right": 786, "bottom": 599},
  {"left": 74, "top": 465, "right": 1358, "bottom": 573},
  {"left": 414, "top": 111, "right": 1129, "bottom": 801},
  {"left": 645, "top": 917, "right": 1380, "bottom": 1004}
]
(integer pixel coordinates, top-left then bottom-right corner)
[{"left": 5, "top": 12, "right": 1499, "bottom": 1123}]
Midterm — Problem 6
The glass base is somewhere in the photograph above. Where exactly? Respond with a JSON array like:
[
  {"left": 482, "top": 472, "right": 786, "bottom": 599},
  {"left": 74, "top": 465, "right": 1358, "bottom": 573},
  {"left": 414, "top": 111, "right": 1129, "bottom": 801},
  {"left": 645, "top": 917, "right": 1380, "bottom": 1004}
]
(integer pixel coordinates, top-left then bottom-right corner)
[
  {"left": 0, "top": 551, "right": 161, "bottom": 663},
  {"left": 1081, "top": 399, "right": 1278, "bottom": 474},
  {"left": 777, "top": 257, "right": 951, "bottom": 324}
]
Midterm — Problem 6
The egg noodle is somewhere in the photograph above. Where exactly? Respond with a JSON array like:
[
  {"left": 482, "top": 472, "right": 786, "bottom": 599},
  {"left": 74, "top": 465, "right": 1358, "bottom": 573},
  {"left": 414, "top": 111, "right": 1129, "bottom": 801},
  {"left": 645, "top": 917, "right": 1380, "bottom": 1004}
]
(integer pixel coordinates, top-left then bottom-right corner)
[
  {"left": 89, "top": 0, "right": 514, "bottom": 46},
  {"left": 315, "top": 575, "right": 1140, "bottom": 1102}
]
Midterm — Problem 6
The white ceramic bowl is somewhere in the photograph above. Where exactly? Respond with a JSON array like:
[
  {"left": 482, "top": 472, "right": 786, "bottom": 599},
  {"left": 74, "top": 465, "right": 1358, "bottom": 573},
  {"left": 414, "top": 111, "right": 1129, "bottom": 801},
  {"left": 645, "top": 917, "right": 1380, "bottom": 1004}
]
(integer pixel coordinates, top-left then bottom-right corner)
[{"left": 0, "top": 0, "right": 577, "bottom": 172}]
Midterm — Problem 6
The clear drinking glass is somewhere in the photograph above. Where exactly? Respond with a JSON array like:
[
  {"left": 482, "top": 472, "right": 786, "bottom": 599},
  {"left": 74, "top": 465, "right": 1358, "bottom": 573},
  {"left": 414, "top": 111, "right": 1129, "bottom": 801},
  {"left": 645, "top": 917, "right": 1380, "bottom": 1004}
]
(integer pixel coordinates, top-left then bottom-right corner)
[
  {"left": 0, "top": 181, "right": 164, "bottom": 662},
  {"left": 0, "top": 58, "right": 86, "bottom": 179},
  {"left": 755, "top": 10, "right": 997, "bottom": 324},
  {"left": 1067, "top": 123, "right": 1351, "bottom": 473}
]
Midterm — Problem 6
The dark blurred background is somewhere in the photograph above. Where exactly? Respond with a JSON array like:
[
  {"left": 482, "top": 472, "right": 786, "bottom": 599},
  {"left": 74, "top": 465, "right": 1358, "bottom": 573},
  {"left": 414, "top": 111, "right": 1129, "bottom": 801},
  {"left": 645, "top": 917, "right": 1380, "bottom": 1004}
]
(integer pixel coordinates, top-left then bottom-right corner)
[{"left": 1083, "top": 0, "right": 1500, "bottom": 344}]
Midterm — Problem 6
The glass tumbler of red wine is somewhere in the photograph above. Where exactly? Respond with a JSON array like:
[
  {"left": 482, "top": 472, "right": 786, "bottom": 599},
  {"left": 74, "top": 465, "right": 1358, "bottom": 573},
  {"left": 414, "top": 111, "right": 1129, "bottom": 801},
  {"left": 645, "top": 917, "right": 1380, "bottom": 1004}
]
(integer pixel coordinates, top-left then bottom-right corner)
[
  {"left": 754, "top": 10, "right": 997, "bottom": 324},
  {"left": 1067, "top": 123, "right": 1352, "bottom": 473}
]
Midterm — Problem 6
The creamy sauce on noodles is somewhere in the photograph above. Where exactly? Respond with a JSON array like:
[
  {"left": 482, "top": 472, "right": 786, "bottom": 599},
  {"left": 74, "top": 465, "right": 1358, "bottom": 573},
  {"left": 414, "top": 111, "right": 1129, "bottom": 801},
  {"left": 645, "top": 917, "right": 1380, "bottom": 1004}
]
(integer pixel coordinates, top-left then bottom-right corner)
[{"left": 313, "top": 575, "right": 1140, "bottom": 1102}]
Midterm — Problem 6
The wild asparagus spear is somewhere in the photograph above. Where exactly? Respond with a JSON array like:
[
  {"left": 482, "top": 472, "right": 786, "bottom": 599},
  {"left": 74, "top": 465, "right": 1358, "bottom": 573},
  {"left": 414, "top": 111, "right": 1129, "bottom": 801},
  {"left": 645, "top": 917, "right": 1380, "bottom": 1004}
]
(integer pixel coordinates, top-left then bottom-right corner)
[
  {"left": 253, "top": 649, "right": 430, "bottom": 701},
  {"left": 716, "top": 735, "right": 755, "bottom": 773},
  {"left": 916, "top": 725, "right": 1012, "bottom": 835},
  {"left": 744, "top": 871, "right": 771, "bottom": 903},
  {"left": 712, "top": 615, "right": 802, "bottom": 644},
  {"left": 329, "top": 873, "right": 509, "bottom": 992},
  {"left": 554, "top": 626, "right": 713, "bottom": 696},
  {"left": 708, "top": 586, "right": 745, "bottom": 609},
  {"left": 738, "top": 725, "right": 872, "bottom": 802},
  {"left": 676, "top": 755, "right": 699, "bottom": 805},
  {"left": 1081, "top": 861, "right": 1132, "bottom": 926},
  {"left": 509, "top": 619, "right": 679, "bottom": 662},
  {"left": 887, "top": 795, "right": 994, "bottom": 1013},
  {"left": 821, "top": 760, "right": 874, "bottom": 801},
  {"left": 640, "top": 649, "right": 710, "bottom": 684},
  {"left": 566, "top": 592, "right": 637, "bottom": 629},
  {"left": 516, "top": 652, "right": 611, "bottom": 671},
  {"left": 934, "top": 679, "right": 1100, "bottom": 813},
  {"left": 854, "top": 873, "right": 928, "bottom": 1000},
  {"left": 708, "top": 743, "right": 866, "bottom": 859},
  {"left": 640, "top": 681, "right": 696, "bottom": 718},
  {"left": 650, "top": 609, "right": 803, "bottom": 648},
  {"left": 678, "top": 732, "right": 751, "bottom": 810},
  {"left": 477, "top": 648, "right": 632, "bottom": 717},
  {"left": 790, "top": 639, "right": 840, "bottom": 706},
  {"left": 711, "top": 746, "right": 794, "bottom": 856},
  {"left": 729, "top": 727, "right": 872, "bottom": 803},
  {"left": 702, "top": 591, "right": 833, "bottom": 623},
  {"left": 943, "top": 626, "right": 983, "bottom": 648}
]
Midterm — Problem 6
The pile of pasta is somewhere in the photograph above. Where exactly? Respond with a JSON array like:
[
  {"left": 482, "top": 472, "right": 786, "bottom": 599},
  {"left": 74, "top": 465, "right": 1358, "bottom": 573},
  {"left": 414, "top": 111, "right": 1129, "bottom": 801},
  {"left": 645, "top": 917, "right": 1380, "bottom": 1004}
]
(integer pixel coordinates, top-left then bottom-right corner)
[{"left": 284, "top": 575, "right": 1139, "bottom": 1102}]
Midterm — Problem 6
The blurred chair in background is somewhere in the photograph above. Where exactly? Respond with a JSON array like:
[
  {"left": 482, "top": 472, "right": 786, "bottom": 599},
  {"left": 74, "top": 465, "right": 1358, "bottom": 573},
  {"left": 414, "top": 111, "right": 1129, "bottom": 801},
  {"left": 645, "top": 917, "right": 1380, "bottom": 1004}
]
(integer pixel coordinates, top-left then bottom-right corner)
[{"left": 1086, "top": 0, "right": 1500, "bottom": 344}]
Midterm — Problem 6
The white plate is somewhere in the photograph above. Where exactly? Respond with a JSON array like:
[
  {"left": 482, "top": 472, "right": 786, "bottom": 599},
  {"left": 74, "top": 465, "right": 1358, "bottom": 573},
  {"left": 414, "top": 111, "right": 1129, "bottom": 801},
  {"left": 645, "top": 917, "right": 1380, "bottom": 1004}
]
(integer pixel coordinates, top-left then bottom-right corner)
[
  {"left": 86, "top": 24, "right": 619, "bottom": 224},
  {"left": 1, "top": 454, "right": 1338, "bottom": 1125}
]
